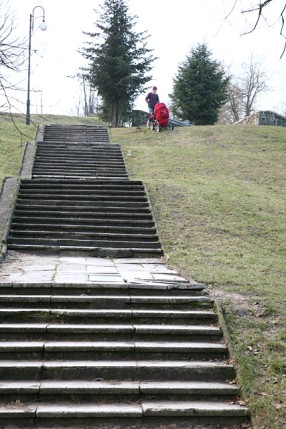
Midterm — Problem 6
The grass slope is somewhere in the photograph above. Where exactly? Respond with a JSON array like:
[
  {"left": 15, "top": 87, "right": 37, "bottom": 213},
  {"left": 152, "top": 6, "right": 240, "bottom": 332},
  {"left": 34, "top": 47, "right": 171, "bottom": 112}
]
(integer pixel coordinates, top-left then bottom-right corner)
[
  {"left": 111, "top": 124, "right": 286, "bottom": 429},
  {"left": 0, "top": 114, "right": 285, "bottom": 428}
]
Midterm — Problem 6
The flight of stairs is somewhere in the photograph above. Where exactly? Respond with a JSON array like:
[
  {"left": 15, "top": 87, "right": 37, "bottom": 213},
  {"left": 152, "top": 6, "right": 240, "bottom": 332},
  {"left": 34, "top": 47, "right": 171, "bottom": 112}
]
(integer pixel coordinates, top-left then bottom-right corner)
[
  {"left": 0, "top": 280, "right": 250, "bottom": 428},
  {"left": 7, "top": 125, "right": 162, "bottom": 257},
  {"left": 7, "top": 179, "right": 162, "bottom": 257},
  {"left": 1, "top": 124, "right": 251, "bottom": 428}
]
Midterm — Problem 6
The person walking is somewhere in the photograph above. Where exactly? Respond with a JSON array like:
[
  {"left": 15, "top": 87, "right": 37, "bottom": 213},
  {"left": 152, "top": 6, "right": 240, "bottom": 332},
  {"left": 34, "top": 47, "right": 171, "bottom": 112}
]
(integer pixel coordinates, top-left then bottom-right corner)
[{"left": 145, "top": 86, "right": 159, "bottom": 113}]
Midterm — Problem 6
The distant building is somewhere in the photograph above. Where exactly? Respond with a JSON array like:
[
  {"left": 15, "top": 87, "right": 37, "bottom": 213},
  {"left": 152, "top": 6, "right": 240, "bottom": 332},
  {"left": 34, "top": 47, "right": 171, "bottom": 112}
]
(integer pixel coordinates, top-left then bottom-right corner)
[{"left": 234, "top": 111, "right": 286, "bottom": 127}]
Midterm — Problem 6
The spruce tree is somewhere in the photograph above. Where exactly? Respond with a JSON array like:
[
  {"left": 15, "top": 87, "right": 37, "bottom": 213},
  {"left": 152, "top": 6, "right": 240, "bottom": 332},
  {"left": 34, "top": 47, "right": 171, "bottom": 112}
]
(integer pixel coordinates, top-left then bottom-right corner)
[
  {"left": 170, "top": 43, "right": 229, "bottom": 125},
  {"left": 80, "top": 0, "right": 156, "bottom": 127}
]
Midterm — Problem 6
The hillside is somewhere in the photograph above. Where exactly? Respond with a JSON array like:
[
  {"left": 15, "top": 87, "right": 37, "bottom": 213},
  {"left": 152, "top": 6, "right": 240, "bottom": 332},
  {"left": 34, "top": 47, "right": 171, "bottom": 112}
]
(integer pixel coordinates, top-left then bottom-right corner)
[
  {"left": 111, "top": 124, "right": 286, "bottom": 429},
  {"left": 1, "top": 114, "right": 286, "bottom": 428}
]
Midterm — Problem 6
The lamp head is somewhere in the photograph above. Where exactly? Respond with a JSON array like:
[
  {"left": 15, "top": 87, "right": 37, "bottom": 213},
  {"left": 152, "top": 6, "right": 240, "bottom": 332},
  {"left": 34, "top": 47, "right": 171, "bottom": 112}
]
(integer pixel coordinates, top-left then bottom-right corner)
[{"left": 40, "top": 20, "right": 47, "bottom": 31}]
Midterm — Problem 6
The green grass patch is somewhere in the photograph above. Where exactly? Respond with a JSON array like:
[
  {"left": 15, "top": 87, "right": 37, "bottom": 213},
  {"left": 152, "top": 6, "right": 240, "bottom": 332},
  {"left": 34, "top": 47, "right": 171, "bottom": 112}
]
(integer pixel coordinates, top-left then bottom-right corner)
[{"left": 0, "top": 116, "right": 285, "bottom": 428}]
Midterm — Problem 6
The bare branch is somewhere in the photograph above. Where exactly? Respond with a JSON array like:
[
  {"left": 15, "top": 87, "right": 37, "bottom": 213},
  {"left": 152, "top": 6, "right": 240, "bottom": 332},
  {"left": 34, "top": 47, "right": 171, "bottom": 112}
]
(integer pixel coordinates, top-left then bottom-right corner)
[{"left": 241, "top": 0, "right": 273, "bottom": 34}]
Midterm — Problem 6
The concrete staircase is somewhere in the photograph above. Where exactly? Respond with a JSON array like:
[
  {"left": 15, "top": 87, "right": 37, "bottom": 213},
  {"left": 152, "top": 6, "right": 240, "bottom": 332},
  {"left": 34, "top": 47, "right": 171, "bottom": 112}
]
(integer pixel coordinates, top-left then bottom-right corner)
[
  {"left": 7, "top": 179, "right": 161, "bottom": 257},
  {"left": 0, "top": 279, "right": 250, "bottom": 428},
  {"left": 0, "top": 124, "right": 251, "bottom": 428},
  {"left": 7, "top": 125, "right": 162, "bottom": 257},
  {"left": 33, "top": 125, "right": 126, "bottom": 179}
]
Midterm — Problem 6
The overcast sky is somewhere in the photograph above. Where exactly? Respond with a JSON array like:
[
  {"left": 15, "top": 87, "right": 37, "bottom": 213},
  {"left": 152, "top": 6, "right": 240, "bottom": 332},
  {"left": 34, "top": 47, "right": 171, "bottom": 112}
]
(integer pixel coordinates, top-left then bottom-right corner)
[{"left": 7, "top": 0, "right": 286, "bottom": 116}]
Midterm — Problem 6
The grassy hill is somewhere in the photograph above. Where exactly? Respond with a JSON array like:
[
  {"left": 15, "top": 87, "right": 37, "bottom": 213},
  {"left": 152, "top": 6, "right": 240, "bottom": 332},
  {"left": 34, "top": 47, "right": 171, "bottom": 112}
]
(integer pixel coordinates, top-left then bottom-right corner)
[{"left": 1, "top": 113, "right": 286, "bottom": 428}]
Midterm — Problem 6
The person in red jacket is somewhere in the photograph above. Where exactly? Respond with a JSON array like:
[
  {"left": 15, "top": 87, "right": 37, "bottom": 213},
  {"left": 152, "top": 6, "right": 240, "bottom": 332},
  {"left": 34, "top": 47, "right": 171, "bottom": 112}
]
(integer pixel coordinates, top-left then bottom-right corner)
[{"left": 145, "top": 86, "right": 159, "bottom": 113}]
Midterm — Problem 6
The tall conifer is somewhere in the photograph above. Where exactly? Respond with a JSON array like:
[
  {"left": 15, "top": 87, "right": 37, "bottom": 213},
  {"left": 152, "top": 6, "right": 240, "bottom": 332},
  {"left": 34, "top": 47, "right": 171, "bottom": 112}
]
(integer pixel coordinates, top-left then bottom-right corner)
[
  {"left": 81, "top": 0, "right": 156, "bottom": 127},
  {"left": 170, "top": 43, "right": 229, "bottom": 125}
]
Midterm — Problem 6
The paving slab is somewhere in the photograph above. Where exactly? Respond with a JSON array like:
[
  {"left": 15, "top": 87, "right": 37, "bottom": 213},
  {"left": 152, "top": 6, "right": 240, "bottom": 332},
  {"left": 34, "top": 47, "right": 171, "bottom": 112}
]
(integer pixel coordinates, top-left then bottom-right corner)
[{"left": 0, "top": 251, "right": 201, "bottom": 288}]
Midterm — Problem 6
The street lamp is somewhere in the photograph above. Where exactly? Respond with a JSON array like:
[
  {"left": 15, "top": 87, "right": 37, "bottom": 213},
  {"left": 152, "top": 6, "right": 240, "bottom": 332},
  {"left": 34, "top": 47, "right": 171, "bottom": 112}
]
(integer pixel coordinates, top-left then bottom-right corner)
[{"left": 26, "top": 6, "right": 47, "bottom": 126}]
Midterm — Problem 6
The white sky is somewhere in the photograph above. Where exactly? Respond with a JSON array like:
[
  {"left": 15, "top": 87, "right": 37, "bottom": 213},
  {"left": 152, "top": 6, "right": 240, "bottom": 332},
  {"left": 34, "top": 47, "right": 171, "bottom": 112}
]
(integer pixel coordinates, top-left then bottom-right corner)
[{"left": 7, "top": 0, "right": 286, "bottom": 116}]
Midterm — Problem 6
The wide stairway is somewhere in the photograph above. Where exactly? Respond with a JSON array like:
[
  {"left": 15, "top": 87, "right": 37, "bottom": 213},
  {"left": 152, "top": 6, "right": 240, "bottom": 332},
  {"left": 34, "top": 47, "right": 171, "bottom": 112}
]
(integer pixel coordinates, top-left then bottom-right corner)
[
  {"left": 0, "top": 124, "right": 251, "bottom": 428},
  {"left": 7, "top": 125, "right": 162, "bottom": 258}
]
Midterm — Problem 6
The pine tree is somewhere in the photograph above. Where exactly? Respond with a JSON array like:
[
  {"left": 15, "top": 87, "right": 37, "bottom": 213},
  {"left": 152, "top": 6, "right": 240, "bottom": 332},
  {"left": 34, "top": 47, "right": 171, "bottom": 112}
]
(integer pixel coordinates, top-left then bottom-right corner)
[
  {"left": 80, "top": 0, "right": 156, "bottom": 127},
  {"left": 169, "top": 43, "right": 229, "bottom": 125}
]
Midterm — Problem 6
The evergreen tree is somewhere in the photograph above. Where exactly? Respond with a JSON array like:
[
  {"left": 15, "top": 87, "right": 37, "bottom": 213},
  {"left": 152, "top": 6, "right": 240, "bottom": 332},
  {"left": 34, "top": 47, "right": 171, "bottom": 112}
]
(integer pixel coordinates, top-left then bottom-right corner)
[
  {"left": 169, "top": 43, "right": 229, "bottom": 125},
  {"left": 80, "top": 0, "right": 156, "bottom": 127}
]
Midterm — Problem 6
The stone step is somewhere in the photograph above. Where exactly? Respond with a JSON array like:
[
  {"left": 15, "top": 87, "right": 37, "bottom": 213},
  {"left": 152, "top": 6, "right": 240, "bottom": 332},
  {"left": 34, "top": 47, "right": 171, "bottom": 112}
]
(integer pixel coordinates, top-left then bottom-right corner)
[
  {"left": 19, "top": 188, "right": 145, "bottom": 195},
  {"left": 41, "top": 139, "right": 111, "bottom": 143},
  {"left": 0, "top": 308, "right": 217, "bottom": 324},
  {"left": 0, "top": 284, "right": 206, "bottom": 296},
  {"left": 40, "top": 140, "right": 110, "bottom": 144},
  {"left": 19, "top": 184, "right": 144, "bottom": 193},
  {"left": 34, "top": 156, "right": 125, "bottom": 162},
  {"left": 14, "top": 203, "right": 151, "bottom": 212},
  {"left": 9, "top": 232, "right": 159, "bottom": 242},
  {"left": 0, "top": 340, "right": 228, "bottom": 360},
  {"left": 19, "top": 179, "right": 145, "bottom": 188},
  {"left": 0, "top": 380, "right": 239, "bottom": 397},
  {"left": 12, "top": 216, "right": 156, "bottom": 227},
  {"left": 18, "top": 189, "right": 148, "bottom": 202},
  {"left": 12, "top": 210, "right": 154, "bottom": 220},
  {"left": 10, "top": 223, "right": 156, "bottom": 234},
  {"left": 32, "top": 166, "right": 127, "bottom": 172},
  {"left": 37, "top": 144, "right": 118, "bottom": 149},
  {"left": 37, "top": 142, "right": 115, "bottom": 147},
  {"left": 32, "top": 173, "right": 129, "bottom": 178},
  {"left": 32, "top": 164, "right": 127, "bottom": 170},
  {"left": 33, "top": 164, "right": 126, "bottom": 170},
  {"left": 13, "top": 207, "right": 154, "bottom": 216},
  {"left": 19, "top": 189, "right": 147, "bottom": 197},
  {"left": 0, "top": 294, "right": 211, "bottom": 306},
  {"left": 12, "top": 217, "right": 155, "bottom": 227},
  {"left": 0, "top": 402, "right": 250, "bottom": 428},
  {"left": 0, "top": 360, "right": 236, "bottom": 381},
  {"left": 7, "top": 237, "right": 161, "bottom": 248},
  {"left": 0, "top": 323, "right": 221, "bottom": 341},
  {"left": 6, "top": 244, "right": 163, "bottom": 257},
  {"left": 34, "top": 155, "right": 124, "bottom": 160},
  {"left": 16, "top": 200, "right": 149, "bottom": 208},
  {"left": 35, "top": 147, "right": 124, "bottom": 153}
]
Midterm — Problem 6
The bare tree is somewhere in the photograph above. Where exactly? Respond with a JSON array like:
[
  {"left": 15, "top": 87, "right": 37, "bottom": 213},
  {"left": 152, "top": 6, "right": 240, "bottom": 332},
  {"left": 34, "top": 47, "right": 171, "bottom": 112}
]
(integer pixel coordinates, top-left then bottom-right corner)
[
  {"left": 220, "top": 56, "right": 268, "bottom": 123},
  {"left": 0, "top": 1, "right": 27, "bottom": 112},
  {"left": 74, "top": 73, "right": 100, "bottom": 117},
  {"left": 220, "top": 81, "right": 245, "bottom": 124},
  {"left": 240, "top": 56, "right": 268, "bottom": 116}
]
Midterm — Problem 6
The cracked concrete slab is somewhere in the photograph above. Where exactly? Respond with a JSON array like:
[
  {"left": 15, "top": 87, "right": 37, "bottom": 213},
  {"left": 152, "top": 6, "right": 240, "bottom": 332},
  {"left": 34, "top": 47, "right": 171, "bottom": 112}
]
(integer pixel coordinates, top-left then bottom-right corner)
[{"left": 0, "top": 251, "right": 199, "bottom": 287}]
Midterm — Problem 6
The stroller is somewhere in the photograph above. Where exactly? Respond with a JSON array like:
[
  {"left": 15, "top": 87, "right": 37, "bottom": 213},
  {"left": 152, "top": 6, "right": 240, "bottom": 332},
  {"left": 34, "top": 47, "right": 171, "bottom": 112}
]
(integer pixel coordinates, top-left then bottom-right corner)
[{"left": 147, "top": 102, "right": 174, "bottom": 132}]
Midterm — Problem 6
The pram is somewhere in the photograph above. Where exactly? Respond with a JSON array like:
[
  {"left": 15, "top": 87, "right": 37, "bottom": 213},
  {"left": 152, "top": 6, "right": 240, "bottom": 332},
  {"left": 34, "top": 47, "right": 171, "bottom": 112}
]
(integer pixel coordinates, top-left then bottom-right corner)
[{"left": 147, "top": 102, "right": 174, "bottom": 132}]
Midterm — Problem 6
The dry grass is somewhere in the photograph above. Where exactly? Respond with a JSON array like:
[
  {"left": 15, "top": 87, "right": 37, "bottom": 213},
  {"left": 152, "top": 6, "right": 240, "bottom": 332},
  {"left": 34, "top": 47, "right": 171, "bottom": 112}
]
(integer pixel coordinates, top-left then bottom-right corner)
[{"left": 111, "top": 124, "right": 286, "bottom": 429}]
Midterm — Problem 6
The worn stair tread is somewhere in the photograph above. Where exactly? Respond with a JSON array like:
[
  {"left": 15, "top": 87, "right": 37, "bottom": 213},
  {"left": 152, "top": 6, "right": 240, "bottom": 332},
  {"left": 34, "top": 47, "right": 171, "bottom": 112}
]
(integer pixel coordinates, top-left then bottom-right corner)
[
  {"left": 0, "top": 324, "right": 219, "bottom": 335},
  {"left": 12, "top": 211, "right": 154, "bottom": 218},
  {"left": 0, "top": 309, "right": 215, "bottom": 317},
  {"left": 0, "top": 295, "right": 210, "bottom": 304},
  {"left": 142, "top": 401, "right": 250, "bottom": 416},
  {"left": 19, "top": 180, "right": 143, "bottom": 185},
  {"left": 13, "top": 209, "right": 152, "bottom": 215},
  {"left": 12, "top": 222, "right": 156, "bottom": 229},
  {"left": 0, "top": 341, "right": 227, "bottom": 353},
  {"left": 32, "top": 174, "right": 129, "bottom": 178},
  {"left": 0, "top": 380, "right": 239, "bottom": 394},
  {"left": 0, "top": 401, "right": 249, "bottom": 418},
  {"left": 0, "top": 360, "right": 233, "bottom": 369},
  {"left": 9, "top": 231, "right": 157, "bottom": 239},
  {"left": 7, "top": 245, "right": 163, "bottom": 256},
  {"left": 7, "top": 241, "right": 162, "bottom": 247}
]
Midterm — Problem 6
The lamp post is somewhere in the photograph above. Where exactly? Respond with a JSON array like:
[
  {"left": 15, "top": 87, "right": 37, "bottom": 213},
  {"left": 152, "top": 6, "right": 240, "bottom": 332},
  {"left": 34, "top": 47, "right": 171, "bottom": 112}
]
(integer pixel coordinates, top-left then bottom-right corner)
[{"left": 26, "top": 6, "right": 47, "bottom": 126}]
